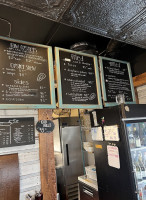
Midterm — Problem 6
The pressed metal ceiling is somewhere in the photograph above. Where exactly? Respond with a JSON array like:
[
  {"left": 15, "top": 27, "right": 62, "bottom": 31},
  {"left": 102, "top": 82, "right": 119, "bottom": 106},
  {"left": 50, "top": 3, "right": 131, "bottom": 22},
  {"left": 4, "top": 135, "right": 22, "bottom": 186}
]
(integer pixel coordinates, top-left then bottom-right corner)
[{"left": 0, "top": 0, "right": 146, "bottom": 49}]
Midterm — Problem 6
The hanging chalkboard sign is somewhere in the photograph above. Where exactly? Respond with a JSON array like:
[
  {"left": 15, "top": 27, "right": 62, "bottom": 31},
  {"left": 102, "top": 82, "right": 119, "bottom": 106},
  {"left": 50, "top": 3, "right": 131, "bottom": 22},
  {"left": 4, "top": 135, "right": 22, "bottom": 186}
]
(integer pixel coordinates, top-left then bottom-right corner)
[
  {"left": 0, "top": 117, "right": 35, "bottom": 148},
  {"left": 99, "top": 56, "right": 136, "bottom": 107},
  {"left": 36, "top": 120, "right": 55, "bottom": 133},
  {"left": 55, "top": 47, "right": 102, "bottom": 109},
  {"left": 0, "top": 36, "right": 56, "bottom": 109}
]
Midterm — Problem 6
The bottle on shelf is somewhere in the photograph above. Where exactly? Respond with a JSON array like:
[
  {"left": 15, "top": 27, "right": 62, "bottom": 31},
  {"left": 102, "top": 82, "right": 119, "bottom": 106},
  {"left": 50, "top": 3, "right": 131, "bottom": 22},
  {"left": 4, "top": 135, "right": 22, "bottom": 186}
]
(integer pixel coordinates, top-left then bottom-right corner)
[
  {"left": 133, "top": 161, "right": 137, "bottom": 173},
  {"left": 127, "top": 123, "right": 136, "bottom": 148},
  {"left": 142, "top": 185, "right": 146, "bottom": 199},
  {"left": 133, "top": 151, "right": 143, "bottom": 182},
  {"left": 138, "top": 151, "right": 146, "bottom": 180},
  {"left": 141, "top": 123, "right": 146, "bottom": 146},
  {"left": 144, "top": 152, "right": 146, "bottom": 169},
  {"left": 139, "top": 188, "right": 143, "bottom": 200},
  {"left": 133, "top": 124, "right": 141, "bottom": 148}
]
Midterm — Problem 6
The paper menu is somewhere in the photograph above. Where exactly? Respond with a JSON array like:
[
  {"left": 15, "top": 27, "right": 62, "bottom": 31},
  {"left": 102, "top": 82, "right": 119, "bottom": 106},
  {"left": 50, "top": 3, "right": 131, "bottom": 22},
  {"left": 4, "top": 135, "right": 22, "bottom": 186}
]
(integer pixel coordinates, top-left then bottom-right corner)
[
  {"left": 104, "top": 125, "right": 119, "bottom": 141},
  {"left": 91, "top": 127, "right": 103, "bottom": 141},
  {"left": 107, "top": 145, "right": 120, "bottom": 169},
  {"left": 92, "top": 111, "right": 98, "bottom": 126}
]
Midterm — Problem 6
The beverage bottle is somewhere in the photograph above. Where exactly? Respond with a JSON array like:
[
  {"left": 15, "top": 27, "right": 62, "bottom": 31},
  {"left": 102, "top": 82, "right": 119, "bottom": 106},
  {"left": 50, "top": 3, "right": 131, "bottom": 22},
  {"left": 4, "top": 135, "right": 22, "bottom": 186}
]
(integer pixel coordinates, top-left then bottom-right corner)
[
  {"left": 130, "top": 134, "right": 136, "bottom": 149},
  {"left": 142, "top": 185, "right": 146, "bottom": 199},
  {"left": 133, "top": 124, "right": 141, "bottom": 148},
  {"left": 136, "top": 136, "right": 141, "bottom": 148},
  {"left": 133, "top": 152, "right": 143, "bottom": 182},
  {"left": 139, "top": 188, "right": 143, "bottom": 200},
  {"left": 144, "top": 152, "right": 146, "bottom": 168},
  {"left": 133, "top": 151, "right": 142, "bottom": 181},
  {"left": 141, "top": 123, "right": 146, "bottom": 146},
  {"left": 127, "top": 124, "right": 136, "bottom": 148},
  {"left": 138, "top": 151, "right": 146, "bottom": 180},
  {"left": 136, "top": 161, "right": 143, "bottom": 182}
]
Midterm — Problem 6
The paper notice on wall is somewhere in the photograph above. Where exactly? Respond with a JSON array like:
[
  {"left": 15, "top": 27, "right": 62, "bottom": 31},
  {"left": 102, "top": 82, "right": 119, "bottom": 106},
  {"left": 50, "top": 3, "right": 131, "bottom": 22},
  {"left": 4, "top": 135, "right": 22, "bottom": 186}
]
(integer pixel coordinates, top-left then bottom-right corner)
[
  {"left": 92, "top": 111, "right": 98, "bottom": 126},
  {"left": 104, "top": 125, "right": 120, "bottom": 141},
  {"left": 91, "top": 127, "right": 103, "bottom": 141},
  {"left": 107, "top": 145, "right": 120, "bottom": 169}
]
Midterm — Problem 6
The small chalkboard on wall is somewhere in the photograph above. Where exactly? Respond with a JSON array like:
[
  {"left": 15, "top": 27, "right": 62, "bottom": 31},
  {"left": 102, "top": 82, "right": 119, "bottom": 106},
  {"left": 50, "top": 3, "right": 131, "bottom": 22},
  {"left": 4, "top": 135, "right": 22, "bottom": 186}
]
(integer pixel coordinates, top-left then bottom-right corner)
[
  {"left": 0, "top": 117, "right": 35, "bottom": 148},
  {"left": 55, "top": 47, "right": 102, "bottom": 109},
  {"left": 36, "top": 120, "right": 55, "bottom": 133},
  {"left": 0, "top": 36, "right": 56, "bottom": 109},
  {"left": 99, "top": 56, "right": 136, "bottom": 107}
]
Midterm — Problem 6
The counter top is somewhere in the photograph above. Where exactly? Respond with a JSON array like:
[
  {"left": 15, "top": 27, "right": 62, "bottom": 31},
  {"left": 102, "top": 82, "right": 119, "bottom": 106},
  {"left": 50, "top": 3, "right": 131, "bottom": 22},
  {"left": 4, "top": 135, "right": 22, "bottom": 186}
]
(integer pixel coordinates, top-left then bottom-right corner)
[{"left": 78, "top": 175, "right": 98, "bottom": 191}]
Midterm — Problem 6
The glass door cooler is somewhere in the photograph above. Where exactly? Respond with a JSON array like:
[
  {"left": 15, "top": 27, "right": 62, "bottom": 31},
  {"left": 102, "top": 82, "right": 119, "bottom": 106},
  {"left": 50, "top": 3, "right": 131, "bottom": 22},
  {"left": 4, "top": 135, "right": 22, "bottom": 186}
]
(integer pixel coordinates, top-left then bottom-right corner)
[
  {"left": 126, "top": 120, "right": 146, "bottom": 199},
  {"left": 90, "top": 104, "right": 146, "bottom": 200}
]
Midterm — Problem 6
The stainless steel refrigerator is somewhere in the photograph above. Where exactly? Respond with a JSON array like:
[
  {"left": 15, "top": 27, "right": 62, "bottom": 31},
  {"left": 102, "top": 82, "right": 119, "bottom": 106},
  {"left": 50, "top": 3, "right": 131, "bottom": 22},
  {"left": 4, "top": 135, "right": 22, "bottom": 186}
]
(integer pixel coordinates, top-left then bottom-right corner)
[
  {"left": 54, "top": 118, "right": 83, "bottom": 200},
  {"left": 90, "top": 104, "right": 146, "bottom": 200}
]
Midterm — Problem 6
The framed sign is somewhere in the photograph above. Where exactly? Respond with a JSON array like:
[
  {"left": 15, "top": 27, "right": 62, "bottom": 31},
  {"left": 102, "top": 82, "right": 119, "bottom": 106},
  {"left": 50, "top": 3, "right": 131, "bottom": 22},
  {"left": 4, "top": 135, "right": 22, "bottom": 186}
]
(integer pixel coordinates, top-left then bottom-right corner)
[
  {"left": 99, "top": 56, "right": 136, "bottom": 107},
  {"left": 0, "top": 117, "right": 35, "bottom": 148},
  {"left": 55, "top": 47, "right": 102, "bottom": 109},
  {"left": 0, "top": 36, "right": 56, "bottom": 109}
]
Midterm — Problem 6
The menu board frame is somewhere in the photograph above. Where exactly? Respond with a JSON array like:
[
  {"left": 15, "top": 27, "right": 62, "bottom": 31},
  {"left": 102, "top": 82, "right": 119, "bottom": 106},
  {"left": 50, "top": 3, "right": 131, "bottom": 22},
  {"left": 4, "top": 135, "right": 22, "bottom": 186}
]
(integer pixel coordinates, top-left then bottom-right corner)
[
  {"left": 55, "top": 47, "right": 102, "bottom": 109},
  {"left": 0, "top": 36, "right": 56, "bottom": 109},
  {"left": 99, "top": 56, "right": 136, "bottom": 107}
]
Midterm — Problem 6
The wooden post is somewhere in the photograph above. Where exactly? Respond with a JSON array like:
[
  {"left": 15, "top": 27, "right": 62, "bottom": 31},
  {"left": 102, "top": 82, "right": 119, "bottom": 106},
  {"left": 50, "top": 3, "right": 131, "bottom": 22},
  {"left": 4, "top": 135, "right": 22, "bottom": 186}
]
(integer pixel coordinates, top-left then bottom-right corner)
[{"left": 39, "top": 109, "right": 57, "bottom": 200}]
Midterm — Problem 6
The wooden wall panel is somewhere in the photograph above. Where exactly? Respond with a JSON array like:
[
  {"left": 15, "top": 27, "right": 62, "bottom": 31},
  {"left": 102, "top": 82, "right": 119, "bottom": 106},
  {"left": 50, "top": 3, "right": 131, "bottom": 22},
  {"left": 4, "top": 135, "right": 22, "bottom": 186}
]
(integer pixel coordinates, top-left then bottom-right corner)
[
  {"left": 133, "top": 72, "right": 146, "bottom": 87},
  {"left": 39, "top": 109, "right": 57, "bottom": 200},
  {"left": 0, "top": 154, "right": 19, "bottom": 200}
]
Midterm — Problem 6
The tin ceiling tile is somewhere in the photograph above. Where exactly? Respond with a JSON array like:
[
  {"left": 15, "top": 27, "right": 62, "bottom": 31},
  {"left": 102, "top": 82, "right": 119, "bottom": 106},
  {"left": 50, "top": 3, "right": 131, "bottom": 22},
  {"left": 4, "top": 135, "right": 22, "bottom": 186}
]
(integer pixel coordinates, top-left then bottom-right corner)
[
  {"left": 126, "top": 22, "right": 146, "bottom": 49},
  {"left": 0, "top": 0, "right": 146, "bottom": 49},
  {"left": 0, "top": 0, "right": 73, "bottom": 21},
  {"left": 61, "top": 0, "right": 146, "bottom": 38}
]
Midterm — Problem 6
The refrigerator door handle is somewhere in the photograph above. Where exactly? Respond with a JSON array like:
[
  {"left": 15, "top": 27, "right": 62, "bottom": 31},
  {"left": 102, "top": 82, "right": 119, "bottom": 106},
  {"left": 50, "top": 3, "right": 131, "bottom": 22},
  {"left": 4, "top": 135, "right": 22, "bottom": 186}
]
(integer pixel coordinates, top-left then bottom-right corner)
[{"left": 66, "top": 144, "right": 70, "bottom": 166}]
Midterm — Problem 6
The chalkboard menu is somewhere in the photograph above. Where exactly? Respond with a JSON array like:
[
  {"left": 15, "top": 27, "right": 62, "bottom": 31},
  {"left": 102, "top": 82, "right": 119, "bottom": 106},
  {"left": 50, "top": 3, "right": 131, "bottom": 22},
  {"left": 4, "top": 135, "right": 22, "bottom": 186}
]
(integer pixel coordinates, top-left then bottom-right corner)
[
  {"left": 0, "top": 36, "right": 56, "bottom": 109},
  {"left": 55, "top": 47, "right": 102, "bottom": 109},
  {"left": 36, "top": 120, "right": 55, "bottom": 133},
  {"left": 99, "top": 56, "right": 136, "bottom": 106},
  {"left": 0, "top": 117, "right": 35, "bottom": 148}
]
